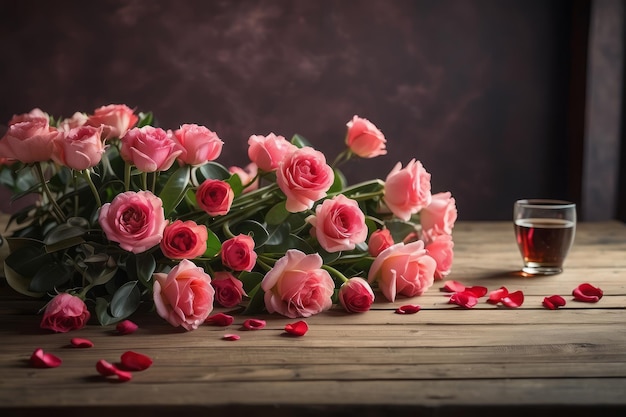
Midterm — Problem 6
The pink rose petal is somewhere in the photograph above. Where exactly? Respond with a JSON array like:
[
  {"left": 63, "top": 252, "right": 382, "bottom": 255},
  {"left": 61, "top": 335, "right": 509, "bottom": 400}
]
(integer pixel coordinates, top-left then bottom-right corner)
[
  {"left": 96, "top": 359, "right": 132, "bottom": 381},
  {"left": 488, "top": 286, "right": 509, "bottom": 304},
  {"left": 116, "top": 320, "right": 138, "bottom": 335},
  {"left": 223, "top": 333, "right": 240, "bottom": 341},
  {"left": 572, "top": 283, "right": 603, "bottom": 303},
  {"left": 441, "top": 280, "right": 465, "bottom": 293},
  {"left": 205, "top": 313, "right": 235, "bottom": 326},
  {"left": 70, "top": 337, "right": 94, "bottom": 348},
  {"left": 395, "top": 304, "right": 421, "bottom": 314},
  {"left": 501, "top": 290, "right": 524, "bottom": 308},
  {"left": 449, "top": 292, "right": 478, "bottom": 308},
  {"left": 30, "top": 348, "right": 62, "bottom": 368},
  {"left": 242, "top": 318, "right": 266, "bottom": 330},
  {"left": 464, "top": 286, "right": 488, "bottom": 298},
  {"left": 120, "top": 351, "right": 153, "bottom": 371},
  {"left": 284, "top": 321, "right": 308, "bottom": 336},
  {"left": 543, "top": 295, "right": 567, "bottom": 310}
]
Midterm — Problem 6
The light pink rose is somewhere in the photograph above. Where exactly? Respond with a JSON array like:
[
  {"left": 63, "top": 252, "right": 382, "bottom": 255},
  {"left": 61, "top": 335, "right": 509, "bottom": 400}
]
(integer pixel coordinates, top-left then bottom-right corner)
[
  {"left": 211, "top": 271, "right": 247, "bottom": 308},
  {"left": 0, "top": 118, "right": 57, "bottom": 163},
  {"left": 368, "top": 228, "right": 394, "bottom": 257},
  {"left": 40, "top": 293, "right": 90, "bottom": 333},
  {"left": 57, "top": 112, "right": 88, "bottom": 132},
  {"left": 196, "top": 179, "right": 234, "bottom": 216},
  {"left": 98, "top": 190, "right": 167, "bottom": 253},
  {"left": 367, "top": 240, "right": 436, "bottom": 302},
  {"left": 153, "top": 259, "right": 214, "bottom": 331},
  {"left": 425, "top": 234, "right": 454, "bottom": 280},
  {"left": 338, "top": 277, "right": 375, "bottom": 313},
  {"left": 8, "top": 108, "right": 49, "bottom": 125},
  {"left": 276, "top": 147, "right": 334, "bottom": 213},
  {"left": 383, "top": 159, "right": 432, "bottom": 221},
  {"left": 345, "top": 115, "right": 387, "bottom": 158},
  {"left": 229, "top": 163, "right": 259, "bottom": 193},
  {"left": 174, "top": 123, "right": 223, "bottom": 166},
  {"left": 160, "top": 220, "right": 208, "bottom": 260},
  {"left": 120, "top": 126, "right": 182, "bottom": 172},
  {"left": 221, "top": 234, "right": 257, "bottom": 272},
  {"left": 261, "top": 249, "right": 334, "bottom": 318},
  {"left": 247, "top": 133, "right": 297, "bottom": 172},
  {"left": 52, "top": 125, "right": 105, "bottom": 170},
  {"left": 87, "top": 104, "right": 138, "bottom": 139},
  {"left": 307, "top": 194, "right": 367, "bottom": 252},
  {"left": 420, "top": 192, "right": 457, "bottom": 241}
]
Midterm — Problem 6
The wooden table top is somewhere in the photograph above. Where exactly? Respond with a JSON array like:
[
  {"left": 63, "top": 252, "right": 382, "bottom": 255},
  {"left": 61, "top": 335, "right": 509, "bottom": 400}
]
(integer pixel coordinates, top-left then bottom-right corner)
[{"left": 1, "top": 221, "right": 626, "bottom": 417}]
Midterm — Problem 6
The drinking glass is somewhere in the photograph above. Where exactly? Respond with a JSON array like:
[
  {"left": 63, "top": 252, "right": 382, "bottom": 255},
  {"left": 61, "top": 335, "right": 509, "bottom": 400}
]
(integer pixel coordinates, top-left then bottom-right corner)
[{"left": 513, "top": 199, "right": 576, "bottom": 275}]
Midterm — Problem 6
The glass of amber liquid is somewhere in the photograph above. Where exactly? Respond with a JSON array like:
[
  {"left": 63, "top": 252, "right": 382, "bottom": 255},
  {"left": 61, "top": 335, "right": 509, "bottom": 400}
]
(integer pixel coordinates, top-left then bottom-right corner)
[{"left": 514, "top": 199, "right": 576, "bottom": 275}]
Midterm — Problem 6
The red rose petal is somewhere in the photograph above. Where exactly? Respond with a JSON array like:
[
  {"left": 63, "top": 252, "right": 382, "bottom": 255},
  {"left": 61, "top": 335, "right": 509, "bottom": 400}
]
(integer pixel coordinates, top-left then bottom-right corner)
[
  {"left": 449, "top": 292, "right": 478, "bottom": 308},
  {"left": 120, "top": 351, "right": 153, "bottom": 371},
  {"left": 223, "top": 334, "right": 240, "bottom": 341},
  {"left": 243, "top": 318, "right": 266, "bottom": 330},
  {"left": 501, "top": 290, "right": 524, "bottom": 308},
  {"left": 464, "top": 286, "right": 488, "bottom": 298},
  {"left": 114, "top": 368, "right": 133, "bottom": 382},
  {"left": 543, "top": 295, "right": 567, "bottom": 310},
  {"left": 70, "top": 337, "right": 94, "bottom": 348},
  {"left": 572, "top": 283, "right": 604, "bottom": 303},
  {"left": 284, "top": 321, "right": 308, "bottom": 336},
  {"left": 395, "top": 304, "right": 421, "bottom": 314},
  {"left": 205, "top": 313, "right": 235, "bottom": 326},
  {"left": 116, "top": 320, "right": 138, "bottom": 335},
  {"left": 441, "top": 280, "right": 465, "bottom": 293},
  {"left": 488, "top": 286, "right": 509, "bottom": 304},
  {"left": 30, "top": 348, "right": 62, "bottom": 368},
  {"left": 96, "top": 359, "right": 117, "bottom": 376}
]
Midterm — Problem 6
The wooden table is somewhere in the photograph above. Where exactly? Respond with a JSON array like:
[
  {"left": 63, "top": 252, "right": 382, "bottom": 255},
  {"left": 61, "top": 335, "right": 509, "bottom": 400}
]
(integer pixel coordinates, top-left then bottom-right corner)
[{"left": 1, "top": 221, "right": 626, "bottom": 417}]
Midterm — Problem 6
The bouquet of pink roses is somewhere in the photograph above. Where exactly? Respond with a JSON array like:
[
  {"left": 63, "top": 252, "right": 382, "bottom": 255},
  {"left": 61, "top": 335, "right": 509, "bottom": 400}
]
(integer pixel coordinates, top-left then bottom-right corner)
[{"left": 0, "top": 105, "right": 457, "bottom": 332}]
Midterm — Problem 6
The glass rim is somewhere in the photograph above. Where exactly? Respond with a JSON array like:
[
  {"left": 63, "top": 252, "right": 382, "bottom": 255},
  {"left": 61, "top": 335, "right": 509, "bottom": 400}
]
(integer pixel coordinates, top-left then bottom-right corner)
[{"left": 515, "top": 199, "right": 576, "bottom": 209}]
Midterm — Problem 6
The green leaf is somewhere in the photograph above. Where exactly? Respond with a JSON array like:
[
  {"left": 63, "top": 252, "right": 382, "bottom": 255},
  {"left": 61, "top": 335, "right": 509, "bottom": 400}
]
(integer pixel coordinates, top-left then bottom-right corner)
[
  {"left": 95, "top": 297, "right": 118, "bottom": 326},
  {"left": 242, "top": 282, "right": 266, "bottom": 315},
  {"left": 204, "top": 228, "right": 222, "bottom": 258},
  {"left": 385, "top": 220, "right": 419, "bottom": 243},
  {"left": 136, "top": 111, "right": 154, "bottom": 128},
  {"left": 109, "top": 280, "right": 141, "bottom": 318},
  {"left": 29, "top": 263, "right": 74, "bottom": 293},
  {"left": 3, "top": 261, "right": 44, "bottom": 298},
  {"left": 238, "top": 271, "right": 264, "bottom": 294},
  {"left": 126, "top": 253, "right": 156, "bottom": 288},
  {"left": 328, "top": 168, "right": 347, "bottom": 194},
  {"left": 265, "top": 201, "right": 289, "bottom": 226},
  {"left": 4, "top": 244, "right": 55, "bottom": 278},
  {"left": 226, "top": 173, "right": 244, "bottom": 197},
  {"left": 266, "top": 222, "right": 290, "bottom": 246},
  {"left": 198, "top": 162, "right": 230, "bottom": 181},
  {"left": 85, "top": 265, "right": 118, "bottom": 287},
  {"left": 43, "top": 224, "right": 86, "bottom": 247},
  {"left": 291, "top": 134, "right": 312, "bottom": 149},
  {"left": 230, "top": 220, "right": 269, "bottom": 249},
  {"left": 160, "top": 165, "right": 190, "bottom": 216}
]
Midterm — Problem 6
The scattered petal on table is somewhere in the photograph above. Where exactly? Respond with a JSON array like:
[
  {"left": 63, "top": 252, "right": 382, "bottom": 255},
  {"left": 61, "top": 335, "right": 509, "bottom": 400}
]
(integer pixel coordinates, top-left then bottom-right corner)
[
  {"left": 120, "top": 351, "right": 153, "bottom": 371},
  {"left": 449, "top": 292, "right": 478, "bottom": 308},
  {"left": 30, "top": 348, "right": 62, "bottom": 368},
  {"left": 395, "top": 304, "right": 421, "bottom": 314},
  {"left": 542, "top": 295, "right": 567, "bottom": 310},
  {"left": 223, "top": 334, "right": 240, "bottom": 341},
  {"left": 284, "top": 321, "right": 308, "bottom": 336},
  {"left": 116, "top": 320, "right": 138, "bottom": 335},
  {"left": 96, "top": 359, "right": 133, "bottom": 381},
  {"left": 243, "top": 318, "right": 266, "bottom": 330},
  {"left": 70, "top": 337, "right": 94, "bottom": 348},
  {"left": 488, "top": 286, "right": 509, "bottom": 304},
  {"left": 572, "top": 283, "right": 604, "bottom": 303},
  {"left": 464, "top": 286, "right": 488, "bottom": 298},
  {"left": 205, "top": 313, "right": 234, "bottom": 326},
  {"left": 501, "top": 290, "right": 524, "bottom": 308},
  {"left": 441, "top": 280, "right": 465, "bottom": 293}
]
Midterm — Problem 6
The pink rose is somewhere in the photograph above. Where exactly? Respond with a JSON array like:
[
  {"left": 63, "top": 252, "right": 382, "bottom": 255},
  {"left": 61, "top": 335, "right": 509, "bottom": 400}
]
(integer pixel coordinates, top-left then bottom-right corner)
[
  {"left": 196, "top": 179, "right": 234, "bottom": 216},
  {"left": 160, "top": 220, "right": 208, "bottom": 260},
  {"left": 120, "top": 126, "right": 182, "bottom": 172},
  {"left": 98, "top": 190, "right": 167, "bottom": 253},
  {"left": 57, "top": 112, "right": 88, "bottom": 132},
  {"left": 52, "top": 125, "right": 105, "bottom": 170},
  {"left": 383, "top": 159, "right": 432, "bottom": 221},
  {"left": 174, "top": 123, "right": 223, "bottom": 166},
  {"left": 276, "top": 147, "right": 334, "bottom": 213},
  {"left": 420, "top": 192, "right": 457, "bottom": 242},
  {"left": 0, "top": 118, "right": 57, "bottom": 163},
  {"left": 153, "top": 259, "right": 215, "bottom": 330},
  {"left": 87, "top": 104, "right": 138, "bottom": 139},
  {"left": 211, "top": 271, "right": 247, "bottom": 308},
  {"left": 345, "top": 115, "right": 387, "bottom": 158},
  {"left": 338, "top": 277, "right": 375, "bottom": 313},
  {"left": 261, "top": 249, "right": 334, "bottom": 318},
  {"left": 221, "top": 234, "right": 257, "bottom": 272},
  {"left": 229, "top": 163, "right": 259, "bottom": 193},
  {"left": 247, "top": 133, "right": 297, "bottom": 172},
  {"left": 367, "top": 240, "right": 436, "bottom": 302},
  {"left": 368, "top": 228, "right": 394, "bottom": 257},
  {"left": 8, "top": 108, "right": 49, "bottom": 125},
  {"left": 40, "top": 293, "right": 90, "bottom": 333},
  {"left": 425, "top": 235, "right": 454, "bottom": 280},
  {"left": 307, "top": 194, "right": 367, "bottom": 252}
]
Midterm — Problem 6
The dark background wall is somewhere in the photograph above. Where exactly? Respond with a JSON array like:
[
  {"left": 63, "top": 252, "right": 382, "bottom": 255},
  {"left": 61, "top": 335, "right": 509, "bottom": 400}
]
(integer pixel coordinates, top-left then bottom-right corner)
[{"left": 0, "top": 0, "right": 602, "bottom": 220}]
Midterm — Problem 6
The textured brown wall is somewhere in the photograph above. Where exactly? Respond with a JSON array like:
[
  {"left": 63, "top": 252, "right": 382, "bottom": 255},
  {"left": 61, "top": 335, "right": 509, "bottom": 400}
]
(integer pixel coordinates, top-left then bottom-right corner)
[{"left": 0, "top": 0, "right": 584, "bottom": 220}]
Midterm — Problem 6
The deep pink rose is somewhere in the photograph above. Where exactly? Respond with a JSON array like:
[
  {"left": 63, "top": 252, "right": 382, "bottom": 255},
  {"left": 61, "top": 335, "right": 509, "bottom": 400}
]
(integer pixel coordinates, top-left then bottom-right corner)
[
  {"left": 338, "top": 277, "right": 375, "bottom": 313},
  {"left": 247, "top": 133, "right": 297, "bottom": 172},
  {"left": 153, "top": 259, "right": 214, "bottom": 331},
  {"left": 276, "top": 147, "right": 334, "bottom": 213},
  {"left": 221, "top": 234, "right": 257, "bottom": 272},
  {"left": 174, "top": 123, "right": 223, "bottom": 166},
  {"left": 98, "top": 190, "right": 167, "bottom": 253},
  {"left": 0, "top": 118, "right": 57, "bottom": 163},
  {"left": 160, "top": 220, "right": 208, "bottom": 260},
  {"left": 307, "top": 194, "right": 367, "bottom": 252},
  {"left": 420, "top": 192, "right": 457, "bottom": 242},
  {"left": 196, "top": 179, "right": 234, "bottom": 216},
  {"left": 229, "top": 163, "right": 259, "bottom": 193},
  {"left": 368, "top": 228, "right": 394, "bottom": 257},
  {"left": 367, "top": 240, "right": 436, "bottom": 302},
  {"left": 425, "top": 234, "right": 454, "bottom": 280},
  {"left": 87, "top": 104, "right": 138, "bottom": 139},
  {"left": 57, "top": 112, "right": 88, "bottom": 132},
  {"left": 40, "top": 293, "right": 90, "bottom": 333},
  {"left": 345, "top": 115, "right": 387, "bottom": 158},
  {"left": 120, "top": 126, "right": 182, "bottom": 172},
  {"left": 261, "top": 250, "right": 334, "bottom": 318},
  {"left": 383, "top": 159, "right": 432, "bottom": 221},
  {"left": 211, "top": 271, "right": 247, "bottom": 308},
  {"left": 8, "top": 108, "right": 49, "bottom": 125},
  {"left": 52, "top": 125, "right": 104, "bottom": 170}
]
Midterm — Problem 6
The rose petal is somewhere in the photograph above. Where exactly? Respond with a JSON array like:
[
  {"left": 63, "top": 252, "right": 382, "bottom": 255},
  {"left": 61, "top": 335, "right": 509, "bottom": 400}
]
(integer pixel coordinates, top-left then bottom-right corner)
[
  {"left": 205, "top": 313, "right": 235, "bottom": 326},
  {"left": 96, "top": 359, "right": 132, "bottom": 381},
  {"left": 464, "top": 286, "right": 488, "bottom": 298},
  {"left": 572, "top": 283, "right": 604, "bottom": 303},
  {"left": 501, "top": 290, "right": 524, "bottom": 308},
  {"left": 488, "top": 286, "right": 509, "bottom": 304},
  {"left": 223, "top": 333, "right": 240, "bottom": 341},
  {"left": 120, "top": 351, "right": 153, "bottom": 371},
  {"left": 30, "top": 348, "right": 62, "bottom": 368},
  {"left": 449, "top": 292, "right": 478, "bottom": 308},
  {"left": 543, "top": 295, "right": 567, "bottom": 310},
  {"left": 242, "top": 318, "right": 266, "bottom": 330},
  {"left": 441, "top": 280, "right": 465, "bottom": 293},
  {"left": 70, "top": 337, "right": 94, "bottom": 348},
  {"left": 284, "top": 321, "right": 308, "bottom": 336},
  {"left": 116, "top": 320, "right": 138, "bottom": 335},
  {"left": 395, "top": 304, "right": 421, "bottom": 314}
]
